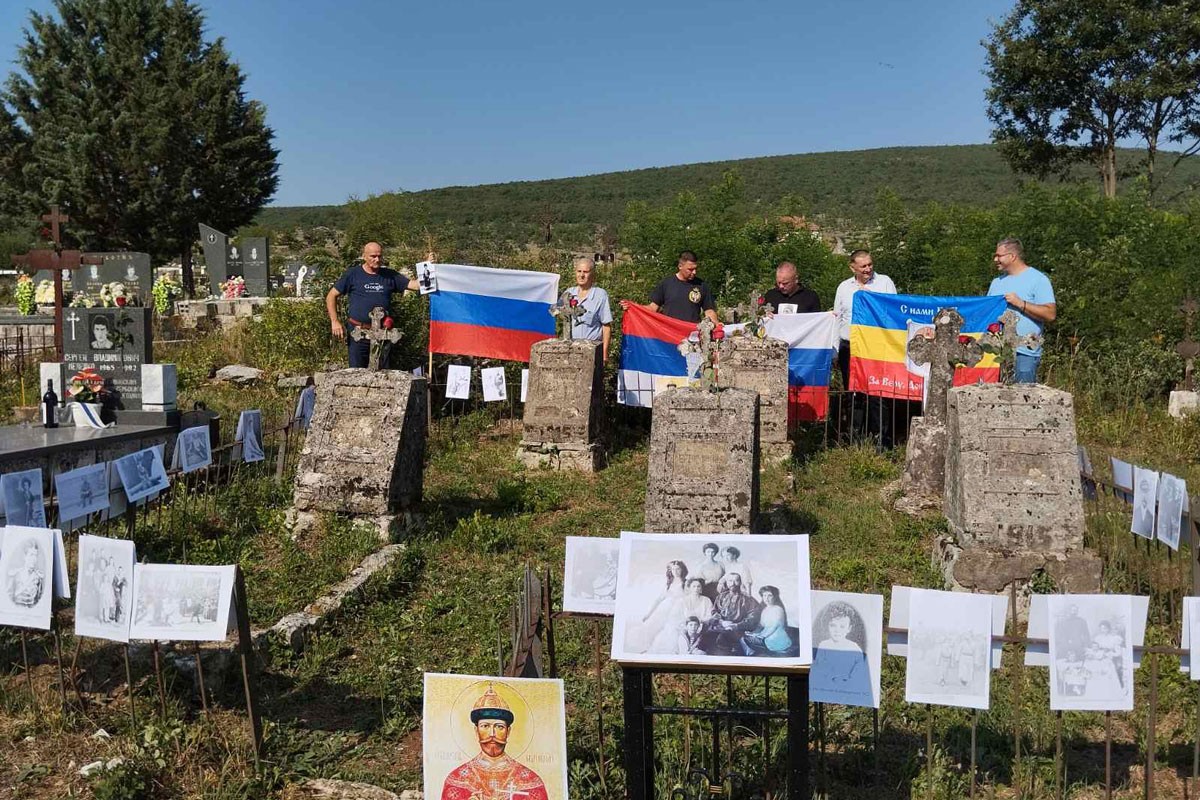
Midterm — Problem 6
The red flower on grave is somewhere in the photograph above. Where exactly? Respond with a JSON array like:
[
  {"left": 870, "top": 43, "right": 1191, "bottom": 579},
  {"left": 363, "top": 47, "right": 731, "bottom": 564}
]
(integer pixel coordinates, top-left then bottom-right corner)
[
  {"left": 987, "top": 322, "right": 1002, "bottom": 334},
  {"left": 756, "top": 296, "right": 765, "bottom": 305},
  {"left": 569, "top": 297, "right": 578, "bottom": 308},
  {"left": 115, "top": 296, "right": 127, "bottom": 307},
  {"left": 39, "top": 227, "right": 51, "bottom": 240},
  {"left": 382, "top": 316, "right": 394, "bottom": 329},
  {"left": 958, "top": 334, "right": 971, "bottom": 345},
  {"left": 713, "top": 328, "right": 726, "bottom": 340}
]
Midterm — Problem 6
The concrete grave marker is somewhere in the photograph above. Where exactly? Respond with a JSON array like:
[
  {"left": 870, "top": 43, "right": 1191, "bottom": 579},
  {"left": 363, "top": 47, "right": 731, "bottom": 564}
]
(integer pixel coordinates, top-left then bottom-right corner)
[{"left": 517, "top": 339, "right": 604, "bottom": 471}]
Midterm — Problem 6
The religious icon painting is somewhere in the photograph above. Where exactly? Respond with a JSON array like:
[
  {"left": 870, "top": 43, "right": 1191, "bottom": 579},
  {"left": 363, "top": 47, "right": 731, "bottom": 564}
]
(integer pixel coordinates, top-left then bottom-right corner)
[
  {"left": 903, "top": 588, "right": 994, "bottom": 710},
  {"left": 562, "top": 536, "right": 620, "bottom": 615},
  {"left": 610, "top": 531, "right": 812, "bottom": 669},
  {"left": 114, "top": 446, "right": 170, "bottom": 504},
  {"left": 809, "top": 590, "right": 883, "bottom": 708},
  {"left": 1047, "top": 594, "right": 1135, "bottom": 711},
  {"left": 1131, "top": 466, "right": 1159, "bottom": 539},
  {"left": 446, "top": 364, "right": 471, "bottom": 400},
  {"left": 1, "top": 468, "right": 47, "bottom": 527},
  {"left": 174, "top": 425, "right": 213, "bottom": 474},
  {"left": 423, "top": 673, "right": 568, "bottom": 800},
  {"left": 74, "top": 535, "right": 136, "bottom": 643},
  {"left": 54, "top": 462, "right": 110, "bottom": 525},
  {"left": 481, "top": 367, "right": 507, "bottom": 402},
  {"left": 236, "top": 410, "right": 265, "bottom": 464},
  {"left": 0, "top": 526, "right": 54, "bottom": 630},
  {"left": 129, "top": 563, "right": 236, "bottom": 642},
  {"left": 1155, "top": 473, "right": 1187, "bottom": 551}
]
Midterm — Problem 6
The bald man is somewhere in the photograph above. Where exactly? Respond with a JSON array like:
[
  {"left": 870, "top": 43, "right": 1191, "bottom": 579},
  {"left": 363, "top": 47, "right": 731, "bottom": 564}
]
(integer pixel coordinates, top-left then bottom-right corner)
[{"left": 326, "top": 242, "right": 421, "bottom": 368}]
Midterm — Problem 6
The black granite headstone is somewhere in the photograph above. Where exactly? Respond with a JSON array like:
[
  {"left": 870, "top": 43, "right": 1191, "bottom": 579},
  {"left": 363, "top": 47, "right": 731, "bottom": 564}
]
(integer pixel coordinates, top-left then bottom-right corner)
[
  {"left": 71, "top": 252, "right": 153, "bottom": 300},
  {"left": 62, "top": 307, "right": 153, "bottom": 410},
  {"left": 199, "top": 223, "right": 270, "bottom": 297},
  {"left": 240, "top": 237, "right": 270, "bottom": 296}
]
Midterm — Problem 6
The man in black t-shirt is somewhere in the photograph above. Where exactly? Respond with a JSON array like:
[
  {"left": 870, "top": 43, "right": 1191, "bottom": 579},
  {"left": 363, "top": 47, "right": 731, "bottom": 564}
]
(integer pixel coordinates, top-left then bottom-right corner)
[
  {"left": 762, "top": 262, "right": 820, "bottom": 314},
  {"left": 325, "top": 242, "right": 422, "bottom": 367},
  {"left": 621, "top": 251, "right": 719, "bottom": 324}
]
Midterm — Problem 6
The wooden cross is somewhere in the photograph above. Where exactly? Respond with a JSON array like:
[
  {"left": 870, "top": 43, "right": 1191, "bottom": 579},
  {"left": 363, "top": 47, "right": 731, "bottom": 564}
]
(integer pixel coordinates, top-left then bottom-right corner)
[
  {"left": 10, "top": 205, "right": 103, "bottom": 360},
  {"left": 349, "top": 306, "right": 402, "bottom": 371},
  {"left": 549, "top": 291, "right": 586, "bottom": 341},
  {"left": 1178, "top": 298, "right": 1200, "bottom": 391},
  {"left": 907, "top": 307, "right": 982, "bottom": 425}
]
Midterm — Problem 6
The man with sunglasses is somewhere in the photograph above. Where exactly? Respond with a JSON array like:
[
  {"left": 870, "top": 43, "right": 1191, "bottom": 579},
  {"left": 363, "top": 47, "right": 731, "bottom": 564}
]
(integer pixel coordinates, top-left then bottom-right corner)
[{"left": 987, "top": 238, "right": 1056, "bottom": 384}]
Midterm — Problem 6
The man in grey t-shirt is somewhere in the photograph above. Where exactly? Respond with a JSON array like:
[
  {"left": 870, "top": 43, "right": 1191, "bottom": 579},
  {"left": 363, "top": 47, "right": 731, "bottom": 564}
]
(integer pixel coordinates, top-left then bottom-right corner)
[{"left": 565, "top": 256, "right": 614, "bottom": 360}]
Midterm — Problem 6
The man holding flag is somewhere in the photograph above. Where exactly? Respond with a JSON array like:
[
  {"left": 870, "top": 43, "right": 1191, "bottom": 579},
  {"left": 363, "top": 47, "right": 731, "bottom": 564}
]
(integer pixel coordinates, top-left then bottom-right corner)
[
  {"left": 621, "top": 250, "right": 720, "bottom": 325},
  {"left": 326, "top": 242, "right": 423, "bottom": 368},
  {"left": 987, "top": 237, "right": 1056, "bottom": 383}
]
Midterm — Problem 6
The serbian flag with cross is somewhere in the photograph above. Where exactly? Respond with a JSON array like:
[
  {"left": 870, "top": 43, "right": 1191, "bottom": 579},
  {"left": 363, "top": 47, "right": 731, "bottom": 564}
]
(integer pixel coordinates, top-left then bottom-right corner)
[{"left": 428, "top": 263, "right": 560, "bottom": 362}]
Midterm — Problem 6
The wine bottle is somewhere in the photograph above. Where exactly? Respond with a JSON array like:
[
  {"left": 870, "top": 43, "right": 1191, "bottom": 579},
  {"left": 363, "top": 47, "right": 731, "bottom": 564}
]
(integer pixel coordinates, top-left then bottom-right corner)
[{"left": 43, "top": 379, "right": 59, "bottom": 429}]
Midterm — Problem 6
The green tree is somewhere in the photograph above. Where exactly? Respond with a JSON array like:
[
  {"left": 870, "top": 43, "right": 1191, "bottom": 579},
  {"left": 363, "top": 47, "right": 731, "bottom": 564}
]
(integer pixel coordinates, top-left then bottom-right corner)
[
  {"left": 984, "top": 0, "right": 1200, "bottom": 198},
  {"left": 1, "top": 0, "right": 279, "bottom": 296}
]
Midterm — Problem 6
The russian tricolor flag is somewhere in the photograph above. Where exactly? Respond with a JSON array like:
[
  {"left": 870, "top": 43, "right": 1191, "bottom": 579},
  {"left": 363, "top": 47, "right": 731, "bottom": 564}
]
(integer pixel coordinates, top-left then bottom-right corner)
[
  {"left": 429, "top": 263, "right": 560, "bottom": 362},
  {"left": 616, "top": 304, "right": 697, "bottom": 407},
  {"left": 762, "top": 312, "right": 839, "bottom": 422}
]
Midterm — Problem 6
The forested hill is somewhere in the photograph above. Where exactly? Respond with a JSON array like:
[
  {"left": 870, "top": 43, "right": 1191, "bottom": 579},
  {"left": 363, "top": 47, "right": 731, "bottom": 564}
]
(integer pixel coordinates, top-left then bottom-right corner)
[{"left": 255, "top": 144, "right": 1200, "bottom": 231}]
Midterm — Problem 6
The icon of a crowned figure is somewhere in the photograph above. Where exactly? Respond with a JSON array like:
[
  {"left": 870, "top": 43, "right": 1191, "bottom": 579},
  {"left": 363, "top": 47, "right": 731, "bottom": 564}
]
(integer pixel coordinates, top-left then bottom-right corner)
[{"left": 441, "top": 684, "right": 550, "bottom": 800}]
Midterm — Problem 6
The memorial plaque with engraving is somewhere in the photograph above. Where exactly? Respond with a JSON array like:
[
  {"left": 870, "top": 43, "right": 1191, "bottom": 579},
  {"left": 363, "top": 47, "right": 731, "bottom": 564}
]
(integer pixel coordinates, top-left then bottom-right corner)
[
  {"left": 62, "top": 307, "right": 153, "bottom": 409},
  {"left": 71, "top": 253, "right": 153, "bottom": 300}
]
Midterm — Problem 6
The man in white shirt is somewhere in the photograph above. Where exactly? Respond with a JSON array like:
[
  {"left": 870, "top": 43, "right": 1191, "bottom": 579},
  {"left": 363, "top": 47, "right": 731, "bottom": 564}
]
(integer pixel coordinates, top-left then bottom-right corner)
[{"left": 831, "top": 250, "right": 898, "bottom": 448}]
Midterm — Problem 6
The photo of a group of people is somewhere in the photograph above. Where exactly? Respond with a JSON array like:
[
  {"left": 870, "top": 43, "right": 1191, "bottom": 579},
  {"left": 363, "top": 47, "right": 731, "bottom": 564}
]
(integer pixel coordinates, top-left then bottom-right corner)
[
  {"left": 611, "top": 532, "right": 811, "bottom": 669},
  {"left": 1111, "top": 456, "right": 1188, "bottom": 550},
  {"left": 903, "top": 589, "right": 996, "bottom": 710},
  {"left": 75, "top": 535, "right": 135, "bottom": 642},
  {"left": 129, "top": 563, "right": 235, "bottom": 642},
  {"left": 1047, "top": 595, "right": 1134, "bottom": 711}
]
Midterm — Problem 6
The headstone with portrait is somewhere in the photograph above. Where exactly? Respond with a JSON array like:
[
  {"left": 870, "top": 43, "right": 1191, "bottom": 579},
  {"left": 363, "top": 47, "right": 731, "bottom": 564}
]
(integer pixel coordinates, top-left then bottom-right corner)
[
  {"left": 199, "top": 224, "right": 271, "bottom": 297},
  {"left": 517, "top": 338, "right": 604, "bottom": 471},
  {"left": 61, "top": 306, "right": 153, "bottom": 411},
  {"left": 70, "top": 252, "right": 153, "bottom": 302}
]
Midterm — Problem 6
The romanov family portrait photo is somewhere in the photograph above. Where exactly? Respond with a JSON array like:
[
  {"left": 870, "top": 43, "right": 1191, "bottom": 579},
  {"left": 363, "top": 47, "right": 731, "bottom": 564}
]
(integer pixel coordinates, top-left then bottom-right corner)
[
  {"left": 810, "top": 590, "right": 883, "bottom": 708},
  {"left": 74, "top": 534, "right": 136, "bottom": 642},
  {"left": 129, "top": 563, "right": 235, "bottom": 642},
  {"left": 114, "top": 446, "right": 169, "bottom": 503},
  {"left": 1048, "top": 595, "right": 1135, "bottom": 711},
  {"left": 611, "top": 532, "right": 811, "bottom": 668},
  {"left": 904, "top": 589, "right": 994, "bottom": 710}
]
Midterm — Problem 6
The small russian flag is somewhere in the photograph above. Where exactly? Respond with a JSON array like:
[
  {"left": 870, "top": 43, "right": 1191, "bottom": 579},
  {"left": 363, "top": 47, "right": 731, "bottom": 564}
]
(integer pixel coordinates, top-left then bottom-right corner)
[
  {"left": 429, "top": 264, "right": 560, "bottom": 363},
  {"left": 762, "top": 312, "right": 839, "bottom": 422}
]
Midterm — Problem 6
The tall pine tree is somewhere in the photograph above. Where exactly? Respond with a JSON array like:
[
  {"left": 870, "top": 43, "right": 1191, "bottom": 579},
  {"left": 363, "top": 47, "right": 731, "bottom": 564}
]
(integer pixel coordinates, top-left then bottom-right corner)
[{"left": 1, "top": 0, "right": 279, "bottom": 296}]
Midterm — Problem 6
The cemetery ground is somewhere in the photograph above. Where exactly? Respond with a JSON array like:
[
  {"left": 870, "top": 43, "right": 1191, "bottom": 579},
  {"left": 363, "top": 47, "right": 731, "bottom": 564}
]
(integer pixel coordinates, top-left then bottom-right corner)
[{"left": 2, "top": 325, "right": 1200, "bottom": 798}]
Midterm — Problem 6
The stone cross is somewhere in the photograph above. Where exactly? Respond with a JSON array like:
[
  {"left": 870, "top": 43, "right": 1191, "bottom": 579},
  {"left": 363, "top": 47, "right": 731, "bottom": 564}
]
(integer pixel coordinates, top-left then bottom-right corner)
[
  {"left": 724, "top": 290, "right": 774, "bottom": 324},
  {"left": 979, "top": 309, "right": 1042, "bottom": 383},
  {"left": 907, "top": 307, "right": 982, "bottom": 425},
  {"left": 349, "top": 306, "right": 402, "bottom": 371},
  {"left": 678, "top": 317, "right": 726, "bottom": 390},
  {"left": 550, "top": 291, "right": 586, "bottom": 341},
  {"left": 10, "top": 205, "right": 103, "bottom": 359},
  {"left": 1178, "top": 298, "right": 1200, "bottom": 391}
]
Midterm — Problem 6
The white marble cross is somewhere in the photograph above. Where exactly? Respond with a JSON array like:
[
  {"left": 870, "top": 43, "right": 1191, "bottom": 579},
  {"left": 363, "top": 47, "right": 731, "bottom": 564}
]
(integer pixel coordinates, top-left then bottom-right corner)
[{"left": 66, "top": 310, "right": 81, "bottom": 341}]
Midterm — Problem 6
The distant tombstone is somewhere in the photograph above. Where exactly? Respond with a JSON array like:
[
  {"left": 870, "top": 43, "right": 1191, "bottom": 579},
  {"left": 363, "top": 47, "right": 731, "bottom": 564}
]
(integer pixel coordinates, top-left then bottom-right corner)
[
  {"left": 61, "top": 307, "right": 153, "bottom": 409},
  {"left": 199, "top": 224, "right": 271, "bottom": 297},
  {"left": 291, "top": 369, "right": 428, "bottom": 541},
  {"left": 719, "top": 333, "right": 790, "bottom": 462},
  {"left": 71, "top": 252, "right": 153, "bottom": 301},
  {"left": 938, "top": 383, "right": 1101, "bottom": 596},
  {"left": 517, "top": 339, "right": 604, "bottom": 471},
  {"left": 644, "top": 387, "right": 759, "bottom": 533}
]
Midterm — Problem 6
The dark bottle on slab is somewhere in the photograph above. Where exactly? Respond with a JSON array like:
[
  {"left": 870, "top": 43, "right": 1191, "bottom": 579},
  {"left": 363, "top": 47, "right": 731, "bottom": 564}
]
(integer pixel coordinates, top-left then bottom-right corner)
[{"left": 43, "top": 379, "right": 59, "bottom": 428}]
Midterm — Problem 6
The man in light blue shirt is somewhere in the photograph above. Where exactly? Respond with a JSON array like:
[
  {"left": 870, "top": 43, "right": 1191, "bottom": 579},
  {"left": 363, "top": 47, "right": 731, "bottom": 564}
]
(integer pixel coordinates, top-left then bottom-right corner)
[
  {"left": 566, "top": 256, "right": 613, "bottom": 360},
  {"left": 987, "top": 237, "right": 1056, "bottom": 383}
]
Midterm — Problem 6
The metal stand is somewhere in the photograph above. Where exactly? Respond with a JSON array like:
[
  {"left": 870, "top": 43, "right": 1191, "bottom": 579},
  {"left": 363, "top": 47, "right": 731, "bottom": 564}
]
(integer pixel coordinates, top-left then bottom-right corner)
[{"left": 621, "top": 666, "right": 810, "bottom": 800}]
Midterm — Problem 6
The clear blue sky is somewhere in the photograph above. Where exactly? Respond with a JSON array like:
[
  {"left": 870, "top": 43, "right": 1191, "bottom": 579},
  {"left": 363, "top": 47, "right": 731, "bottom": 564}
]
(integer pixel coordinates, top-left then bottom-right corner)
[{"left": 0, "top": 0, "right": 1016, "bottom": 206}]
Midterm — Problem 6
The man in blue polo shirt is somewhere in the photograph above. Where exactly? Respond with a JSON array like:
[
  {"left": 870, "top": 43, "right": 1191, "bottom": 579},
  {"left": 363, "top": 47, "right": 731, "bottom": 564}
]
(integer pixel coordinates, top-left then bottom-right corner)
[
  {"left": 987, "top": 237, "right": 1056, "bottom": 383},
  {"left": 326, "top": 242, "right": 422, "bottom": 368}
]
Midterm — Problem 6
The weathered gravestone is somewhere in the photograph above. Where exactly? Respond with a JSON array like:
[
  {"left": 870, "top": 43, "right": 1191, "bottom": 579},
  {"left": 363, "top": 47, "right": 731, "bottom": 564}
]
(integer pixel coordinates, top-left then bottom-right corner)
[
  {"left": 61, "top": 306, "right": 154, "bottom": 410},
  {"left": 938, "top": 382, "right": 1102, "bottom": 597},
  {"left": 644, "top": 387, "right": 760, "bottom": 533},
  {"left": 70, "top": 252, "right": 153, "bottom": 301},
  {"left": 199, "top": 223, "right": 271, "bottom": 297},
  {"left": 518, "top": 338, "right": 604, "bottom": 471},
  {"left": 291, "top": 364, "right": 427, "bottom": 541},
  {"left": 720, "top": 332, "right": 790, "bottom": 463}
]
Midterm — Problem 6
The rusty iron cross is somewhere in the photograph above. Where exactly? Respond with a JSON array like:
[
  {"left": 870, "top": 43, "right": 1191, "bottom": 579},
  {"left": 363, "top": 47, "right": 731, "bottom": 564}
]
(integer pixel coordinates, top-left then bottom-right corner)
[
  {"left": 349, "top": 306, "right": 402, "bottom": 371},
  {"left": 549, "top": 290, "right": 586, "bottom": 341},
  {"left": 907, "top": 307, "right": 982, "bottom": 425}
]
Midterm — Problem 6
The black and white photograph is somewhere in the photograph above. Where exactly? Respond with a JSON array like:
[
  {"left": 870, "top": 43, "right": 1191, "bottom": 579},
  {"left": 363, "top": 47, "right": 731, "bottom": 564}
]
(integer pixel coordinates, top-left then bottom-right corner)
[
  {"left": 1048, "top": 594, "right": 1134, "bottom": 711},
  {"left": 562, "top": 536, "right": 620, "bottom": 615},
  {"left": 175, "top": 425, "right": 213, "bottom": 473},
  {"left": 129, "top": 563, "right": 236, "bottom": 642},
  {"left": 887, "top": 585, "right": 1007, "bottom": 668},
  {"left": 1156, "top": 473, "right": 1187, "bottom": 550},
  {"left": 90, "top": 312, "right": 117, "bottom": 350},
  {"left": 114, "top": 446, "right": 170, "bottom": 504},
  {"left": 1110, "top": 456, "right": 1134, "bottom": 502},
  {"left": 810, "top": 590, "right": 883, "bottom": 708},
  {"left": 1026, "top": 594, "right": 1148, "bottom": 669},
  {"left": 1, "top": 468, "right": 47, "bottom": 527},
  {"left": 294, "top": 384, "right": 317, "bottom": 431},
  {"left": 446, "top": 364, "right": 471, "bottom": 400},
  {"left": 74, "top": 535, "right": 136, "bottom": 642},
  {"left": 1131, "top": 466, "right": 1159, "bottom": 539},
  {"left": 0, "top": 526, "right": 54, "bottom": 630},
  {"left": 54, "top": 462, "right": 110, "bottom": 523},
  {"left": 416, "top": 260, "right": 437, "bottom": 295},
  {"left": 236, "top": 409, "right": 265, "bottom": 463},
  {"left": 611, "top": 532, "right": 812, "bottom": 669},
  {"left": 481, "top": 366, "right": 507, "bottom": 402},
  {"left": 904, "top": 588, "right": 994, "bottom": 710}
]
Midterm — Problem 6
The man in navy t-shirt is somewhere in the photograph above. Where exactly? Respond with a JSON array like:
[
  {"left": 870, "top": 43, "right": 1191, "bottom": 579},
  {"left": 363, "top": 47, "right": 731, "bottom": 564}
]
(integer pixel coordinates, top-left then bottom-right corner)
[{"left": 325, "top": 241, "right": 421, "bottom": 368}]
